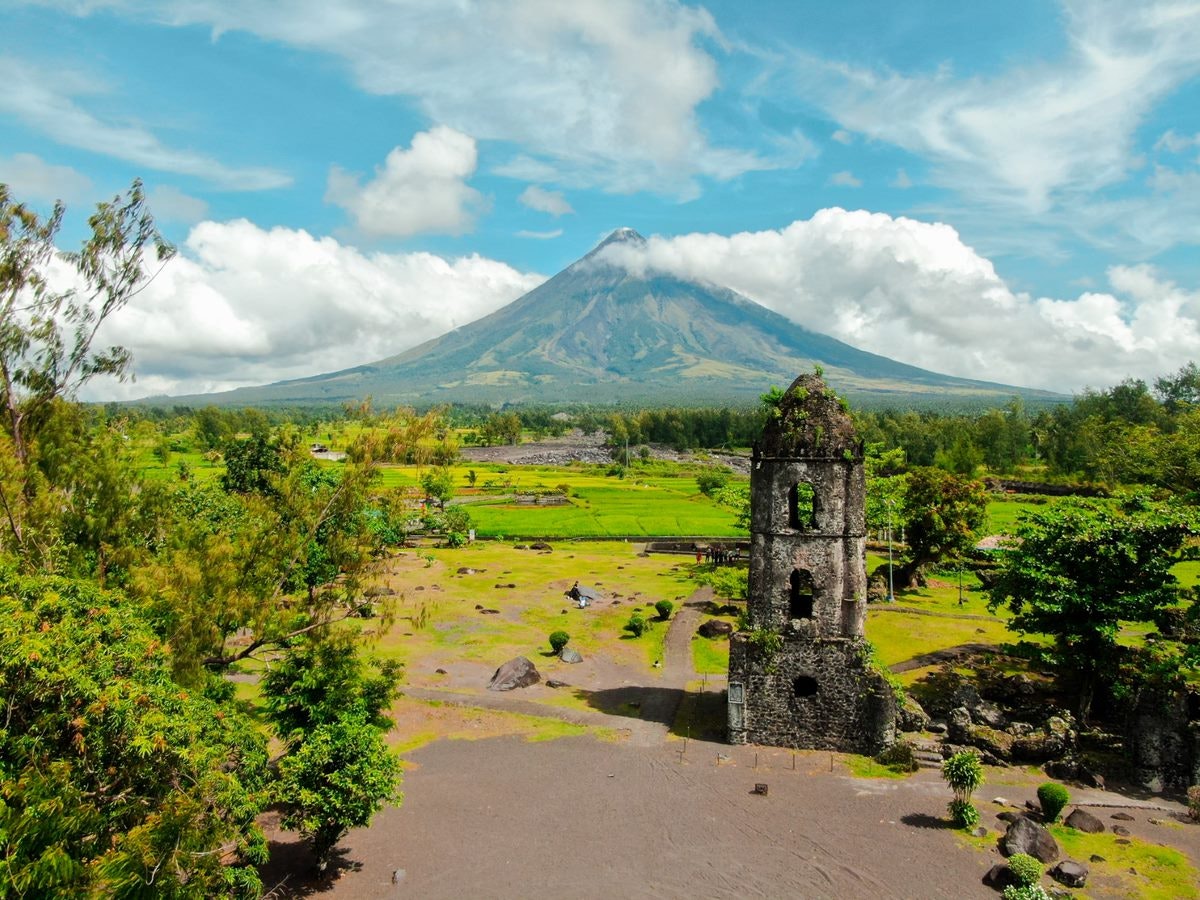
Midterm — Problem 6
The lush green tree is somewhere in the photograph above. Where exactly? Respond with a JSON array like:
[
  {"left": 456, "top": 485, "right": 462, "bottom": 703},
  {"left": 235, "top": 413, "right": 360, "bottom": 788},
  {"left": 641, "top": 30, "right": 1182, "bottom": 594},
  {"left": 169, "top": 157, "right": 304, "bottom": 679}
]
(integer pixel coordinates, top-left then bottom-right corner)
[
  {"left": 261, "top": 632, "right": 401, "bottom": 741},
  {"left": 0, "top": 181, "right": 172, "bottom": 564},
  {"left": 262, "top": 632, "right": 402, "bottom": 873},
  {"left": 419, "top": 467, "right": 455, "bottom": 509},
  {"left": 0, "top": 571, "right": 268, "bottom": 897},
  {"left": 902, "top": 467, "right": 987, "bottom": 582},
  {"left": 987, "top": 496, "right": 1198, "bottom": 720},
  {"left": 274, "top": 713, "right": 402, "bottom": 873}
]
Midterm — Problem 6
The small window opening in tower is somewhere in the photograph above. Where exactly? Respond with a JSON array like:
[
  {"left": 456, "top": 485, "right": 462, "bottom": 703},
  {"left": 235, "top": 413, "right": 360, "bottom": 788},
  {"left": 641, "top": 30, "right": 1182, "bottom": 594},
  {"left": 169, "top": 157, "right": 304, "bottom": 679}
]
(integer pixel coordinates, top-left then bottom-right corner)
[
  {"left": 789, "top": 568, "right": 814, "bottom": 620},
  {"left": 793, "top": 675, "right": 818, "bottom": 697},
  {"left": 787, "top": 482, "right": 816, "bottom": 530}
]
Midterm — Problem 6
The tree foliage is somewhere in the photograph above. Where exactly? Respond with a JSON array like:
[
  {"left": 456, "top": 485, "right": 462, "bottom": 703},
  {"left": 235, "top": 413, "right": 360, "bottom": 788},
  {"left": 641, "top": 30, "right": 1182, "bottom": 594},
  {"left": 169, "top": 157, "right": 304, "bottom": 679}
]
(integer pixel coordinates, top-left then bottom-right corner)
[
  {"left": 988, "top": 496, "right": 1198, "bottom": 720},
  {"left": 0, "top": 571, "right": 268, "bottom": 897},
  {"left": 902, "top": 467, "right": 987, "bottom": 575}
]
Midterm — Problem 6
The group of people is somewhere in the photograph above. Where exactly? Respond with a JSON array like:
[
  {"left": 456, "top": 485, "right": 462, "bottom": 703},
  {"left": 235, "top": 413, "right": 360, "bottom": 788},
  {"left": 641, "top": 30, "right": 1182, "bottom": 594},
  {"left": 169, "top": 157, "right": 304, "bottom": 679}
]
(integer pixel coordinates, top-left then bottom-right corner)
[{"left": 695, "top": 544, "right": 740, "bottom": 566}]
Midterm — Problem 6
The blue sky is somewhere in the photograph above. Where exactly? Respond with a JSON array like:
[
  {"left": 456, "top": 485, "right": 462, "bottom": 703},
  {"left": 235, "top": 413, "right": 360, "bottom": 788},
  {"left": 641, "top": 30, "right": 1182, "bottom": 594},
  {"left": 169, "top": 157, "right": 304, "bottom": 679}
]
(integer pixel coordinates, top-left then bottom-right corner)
[{"left": 2, "top": 0, "right": 1199, "bottom": 397}]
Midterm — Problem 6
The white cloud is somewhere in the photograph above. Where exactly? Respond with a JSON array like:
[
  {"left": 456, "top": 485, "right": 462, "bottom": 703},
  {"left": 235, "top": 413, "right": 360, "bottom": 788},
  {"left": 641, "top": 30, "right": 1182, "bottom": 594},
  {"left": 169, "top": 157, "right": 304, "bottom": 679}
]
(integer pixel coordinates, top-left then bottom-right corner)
[
  {"left": 0, "top": 56, "right": 290, "bottom": 191},
  {"left": 38, "top": 0, "right": 789, "bottom": 195},
  {"left": 518, "top": 185, "right": 574, "bottom": 217},
  {"left": 831, "top": 129, "right": 852, "bottom": 145},
  {"left": 325, "top": 127, "right": 484, "bottom": 238},
  {"left": 830, "top": 170, "right": 861, "bottom": 188},
  {"left": 597, "top": 209, "right": 1200, "bottom": 392},
  {"left": 1155, "top": 129, "right": 1200, "bottom": 153},
  {"left": 83, "top": 218, "right": 544, "bottom": 399},
  {"left": 517, "top": 229, "right": 564, "bottom": 240},
  {"left": 891, "top": 168, "right": 912, "bottom": 189},
  {"left": 794, "top": 1, "right": 1200, "bottom": 215},
  {"left": 0, "top": 153, "right": 92, "bottom": 203},
  {"left": 147, "top": 184, "right": 209, "bottom": 223}
]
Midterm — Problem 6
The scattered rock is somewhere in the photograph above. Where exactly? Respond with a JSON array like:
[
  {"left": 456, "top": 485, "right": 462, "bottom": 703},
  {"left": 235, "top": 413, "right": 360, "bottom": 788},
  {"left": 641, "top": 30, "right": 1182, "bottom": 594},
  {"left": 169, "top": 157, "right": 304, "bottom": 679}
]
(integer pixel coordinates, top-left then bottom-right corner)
[
  {"left": 1089, "top": 854, "right": 1105, "bottom": 863},
  {"left": 487, "top": 656, "right": 540, "bottom": 691},
  {"left": 474, "top": 604, "right": 483, "bottom": 610},
  {"left": 1111, "top": 812, "right": 1135, "bottom": 821},
  {"left": 435, "top": 668, "right": 448, "bottom": 675},
  {"left": 1004, "top": 816, "right": 1060, "bottom": 863},
  {"left": 983, "top": 864, "right": 1018, "bottom": 889},
  {"left": 530, "top": 541, "right": 552, "bottom": 551},
  {"left": 1115, "top": 837, "right": 1131, "bottom": 844},
  {"left": 992, "top": 797, "right": 1010, "bottom": 806},
  {"left": 1064, "top": 809, "right": 1104, "bottom": 833},
  {"left": 494, "top": 583, "right": 517, "bottom": 589},
  {"left": 546, "top": 679, "right": 568, "bottom": 689},
  {"left": 392, "top": 869, "right": 405, "bottom": 884},
  {"left": 947, "top": 707, "right": 973, "bottom": 743},
  {"left": 974, "top": 701, "right": 1007, "bottom": 729},
  {"left": 364, "top": 585, "right": 396, "bottom": 597},
  {"left": 414, "top": 585, "right": 425, "bottom": 591},
  {"left": 698, "top": 619, "right": 734, "bottom": 638},
  {"left": 1051, "top": 861, "right": 1088, "bottom": 888},
  {"left": 1148, "top": 817, "right": 1164, "bottom": 826},
  {"left": 559, "top": 648, "right": 583, "bottom": 664},
  {"left": 997, "top": 811, "right": 1025, "bottom": 824},
  {"left": 481, "top": 608, "right": 501, "bottom": 615},
  {"left": 897, "top": 695, "right": 931, "bottom": 732},
  {"left": 972, "top": 826, "right": 988, "bottom": 838},
  {"left": 456, "top": 567, "right": 481, "bottom": 575},
  {"left": 927, "top": 721, "right": 948, "bottom": 735}
]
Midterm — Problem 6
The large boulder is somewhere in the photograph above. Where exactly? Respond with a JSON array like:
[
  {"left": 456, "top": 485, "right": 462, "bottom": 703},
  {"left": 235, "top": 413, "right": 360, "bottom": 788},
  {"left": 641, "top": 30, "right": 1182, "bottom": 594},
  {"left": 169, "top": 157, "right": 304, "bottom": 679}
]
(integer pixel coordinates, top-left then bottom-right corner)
[
  {"left": 967, "top": 725, "right": 1015, "bottom": 762},
  {"left": 1064, "top": 809, "right": 1104, "bottom": 833},
  {"left": 1050, "top": 860, "right": 1088, "bottom": 888},
  {"left": 1003, "top": 816, "right": 1060, "bottom": 864},
  {"left": 947, "top": 706, "right": 973, "bottom": 743},
  {"left": 559, "top": 648, "right": 584, "bottom": 664},
  {"left": 488, "top": 656, "right": 540, "bottom": 691},
  {"left": 698, "top": 619, "right": 734, "bottom": 638},
  {"left": 897, "top": 694, "right": 931, "bottom": 732}
]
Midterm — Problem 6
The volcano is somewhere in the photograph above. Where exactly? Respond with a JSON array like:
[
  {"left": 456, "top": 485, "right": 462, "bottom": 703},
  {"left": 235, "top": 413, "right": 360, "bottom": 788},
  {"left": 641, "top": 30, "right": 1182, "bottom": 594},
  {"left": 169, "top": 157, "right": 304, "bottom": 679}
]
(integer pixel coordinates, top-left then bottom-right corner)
[{"left": 167, "top": 229, "right": 1058, "bottom": 408}]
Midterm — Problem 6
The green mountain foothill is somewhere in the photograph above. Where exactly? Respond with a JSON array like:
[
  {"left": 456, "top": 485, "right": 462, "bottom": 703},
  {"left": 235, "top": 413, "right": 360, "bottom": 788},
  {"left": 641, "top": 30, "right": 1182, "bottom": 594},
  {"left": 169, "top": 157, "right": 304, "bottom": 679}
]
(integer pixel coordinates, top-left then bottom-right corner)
[{"left": 153, "top": 229, "right": 1063, "bottom": 410}]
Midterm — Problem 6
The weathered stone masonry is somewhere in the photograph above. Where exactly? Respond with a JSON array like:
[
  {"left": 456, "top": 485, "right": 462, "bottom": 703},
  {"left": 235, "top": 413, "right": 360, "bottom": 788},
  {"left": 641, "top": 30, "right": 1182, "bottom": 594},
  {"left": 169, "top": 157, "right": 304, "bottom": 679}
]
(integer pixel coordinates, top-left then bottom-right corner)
[{"left": 728, "top": 373, "right": 896, "bottom": 754}]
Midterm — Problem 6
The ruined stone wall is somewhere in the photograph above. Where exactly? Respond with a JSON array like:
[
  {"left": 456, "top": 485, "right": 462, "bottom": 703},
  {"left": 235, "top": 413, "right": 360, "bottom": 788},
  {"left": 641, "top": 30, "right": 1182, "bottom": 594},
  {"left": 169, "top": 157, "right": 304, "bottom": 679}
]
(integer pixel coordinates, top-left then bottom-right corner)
[{"left": 728, "top": 633, "right": 896, "bottom": 754}]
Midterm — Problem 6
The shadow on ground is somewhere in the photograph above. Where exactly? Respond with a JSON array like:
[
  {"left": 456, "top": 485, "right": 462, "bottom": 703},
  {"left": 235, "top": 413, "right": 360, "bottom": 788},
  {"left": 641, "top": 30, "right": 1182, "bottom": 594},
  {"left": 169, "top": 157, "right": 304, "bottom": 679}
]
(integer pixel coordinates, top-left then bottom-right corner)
[
  {"left": 258, "top": 840, "right": 361, "bottom": 899},
  {"left": 900, "top": 812, "right": 956, "bottom": 830},
  {"left": 575, "top": 685, "right": 728, "bottom": 741}
]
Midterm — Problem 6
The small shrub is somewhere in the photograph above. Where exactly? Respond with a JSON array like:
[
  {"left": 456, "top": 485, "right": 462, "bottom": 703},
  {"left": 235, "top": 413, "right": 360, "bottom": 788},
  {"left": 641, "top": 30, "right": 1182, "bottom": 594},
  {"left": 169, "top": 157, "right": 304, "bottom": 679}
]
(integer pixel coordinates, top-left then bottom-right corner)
[
  {"left": 624, "top": 614, "right": 647, "bottom": 637},
  {"left": 555, "top": 483, "right": 570, "bottom": 496},
  {"left": 549, "top": 631, "right": 570, "bottom": 654},
  {"left": 1001, "top": 886, "right": 1051, "bottom": 900},
  {"left": 1187, "top": 784, "right": 1200, "bottom": 822},
  {"left": 654, "top": 600, "right": 674, "bottom": 621},
  {"left": 876, "top": 741, "right": 919, "bottom": 773},
  {"left": 941, "top": 750, "right": 983, "bottom": 803},
  {"left": 947, "top": 799, "right": 979, "bottom": 828},
  {"left": 1006, "top": 853, "right": 1043, "bottom": 887},
  {"left": 1037, "top": 782, "right": 1070, "bottom": 823}
]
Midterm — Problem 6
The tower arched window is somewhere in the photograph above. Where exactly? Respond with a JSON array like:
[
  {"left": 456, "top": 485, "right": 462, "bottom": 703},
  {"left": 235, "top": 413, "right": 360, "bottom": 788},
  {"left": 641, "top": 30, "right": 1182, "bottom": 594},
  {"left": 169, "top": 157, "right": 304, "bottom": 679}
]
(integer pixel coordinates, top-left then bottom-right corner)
[
  {"left": 787, "top": 481, "right": 816, "bottom": 530},
  {"left": 789, "top": 568, "right": 814, "bottom": 620}
]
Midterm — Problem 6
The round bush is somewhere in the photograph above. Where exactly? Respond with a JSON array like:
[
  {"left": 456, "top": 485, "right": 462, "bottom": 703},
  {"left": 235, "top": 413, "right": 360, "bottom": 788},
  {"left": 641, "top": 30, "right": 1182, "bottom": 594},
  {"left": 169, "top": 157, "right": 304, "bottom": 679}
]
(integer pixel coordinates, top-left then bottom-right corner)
[
  {"left": 1007, "top": 853, "right": 1043, "bottom": 887},
  {"left": 876, "top": 741, "right": 919, "bottom": 773},
  {"left": 947, "top": 799, "right": 980, "bottom": 829},
  {"left": 624, "top": 614, "right": 647, "bottom": 637},
  {"left": 548, "top": 631, "right": 570, "bottom": 654},
  {"left": 654, "top": 599, "right": 674, "bottom": 620},
  {"left": 1037, "top": 782, "right": 1070, "bottom": 823}
]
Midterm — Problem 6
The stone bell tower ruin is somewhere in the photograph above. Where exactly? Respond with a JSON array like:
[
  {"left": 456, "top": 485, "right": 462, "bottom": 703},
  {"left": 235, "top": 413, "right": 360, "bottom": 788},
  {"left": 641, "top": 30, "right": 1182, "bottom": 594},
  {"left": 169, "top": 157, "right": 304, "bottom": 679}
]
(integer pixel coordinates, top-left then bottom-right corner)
[{"left": 727, "top": 372, "right": 896, "bottom": 754}]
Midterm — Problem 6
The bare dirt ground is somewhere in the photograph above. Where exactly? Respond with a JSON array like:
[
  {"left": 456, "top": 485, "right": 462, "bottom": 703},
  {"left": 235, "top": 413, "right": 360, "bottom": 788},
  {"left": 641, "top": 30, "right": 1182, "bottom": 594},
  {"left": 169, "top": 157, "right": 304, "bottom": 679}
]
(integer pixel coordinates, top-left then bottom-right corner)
[{"left": 257, "top": 566, "right": 1200, "bottom": 899}]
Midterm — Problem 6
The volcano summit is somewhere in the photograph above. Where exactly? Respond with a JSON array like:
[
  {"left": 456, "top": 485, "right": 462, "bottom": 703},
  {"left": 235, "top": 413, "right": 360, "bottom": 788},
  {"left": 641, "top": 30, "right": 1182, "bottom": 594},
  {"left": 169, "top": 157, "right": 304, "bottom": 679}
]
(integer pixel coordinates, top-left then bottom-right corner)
[{"left": 167, "top": 229, "right": 1056, "bottom": 408}]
